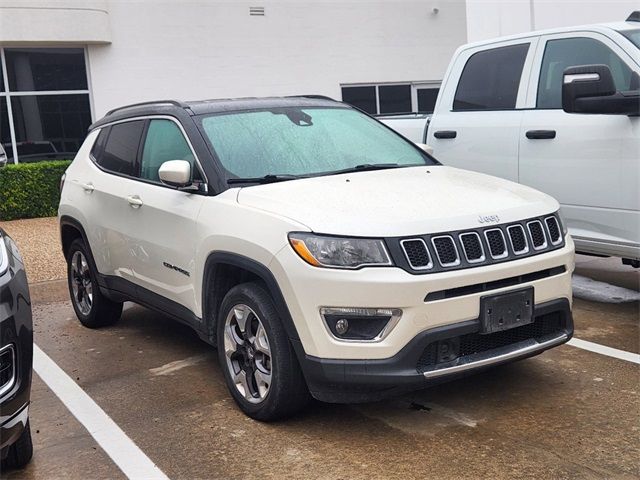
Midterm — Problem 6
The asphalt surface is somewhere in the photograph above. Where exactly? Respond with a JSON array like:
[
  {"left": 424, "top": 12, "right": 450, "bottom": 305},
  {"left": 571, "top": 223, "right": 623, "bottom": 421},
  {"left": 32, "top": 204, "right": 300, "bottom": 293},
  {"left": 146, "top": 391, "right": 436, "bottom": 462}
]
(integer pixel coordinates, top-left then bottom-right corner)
[{"left": 2, "top": 256, "right": 639, "bottom": 480}]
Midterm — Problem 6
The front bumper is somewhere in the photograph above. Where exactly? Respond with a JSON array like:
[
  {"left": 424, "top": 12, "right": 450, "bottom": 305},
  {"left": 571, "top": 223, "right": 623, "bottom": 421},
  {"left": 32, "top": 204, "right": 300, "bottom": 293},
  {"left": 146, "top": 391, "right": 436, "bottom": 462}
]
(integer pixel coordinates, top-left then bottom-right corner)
[{"left": 300, "top": 298, "right": 572, "bottom": 403}]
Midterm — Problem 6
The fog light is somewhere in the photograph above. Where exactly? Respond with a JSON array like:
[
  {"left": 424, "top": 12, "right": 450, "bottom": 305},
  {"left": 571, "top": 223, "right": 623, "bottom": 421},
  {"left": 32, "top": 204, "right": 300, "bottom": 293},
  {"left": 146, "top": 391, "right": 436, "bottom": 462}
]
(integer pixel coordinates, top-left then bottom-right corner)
[
  {"left": 335, "top": 318, "right": 349, "bottom": 335},
  {"left": 320, "top": 307, "right": 402, "bottom": 341}
]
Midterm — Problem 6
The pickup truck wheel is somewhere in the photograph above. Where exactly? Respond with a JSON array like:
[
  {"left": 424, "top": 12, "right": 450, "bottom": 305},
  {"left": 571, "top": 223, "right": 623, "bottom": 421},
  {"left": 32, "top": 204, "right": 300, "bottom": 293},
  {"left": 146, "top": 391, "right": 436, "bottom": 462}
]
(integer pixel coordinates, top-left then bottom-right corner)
[
  {"left": 217, "top": 282, "right": 309, "bottom": 421},
  {"left": 67, "top": 239, "right": 122, "bottom": 328}
]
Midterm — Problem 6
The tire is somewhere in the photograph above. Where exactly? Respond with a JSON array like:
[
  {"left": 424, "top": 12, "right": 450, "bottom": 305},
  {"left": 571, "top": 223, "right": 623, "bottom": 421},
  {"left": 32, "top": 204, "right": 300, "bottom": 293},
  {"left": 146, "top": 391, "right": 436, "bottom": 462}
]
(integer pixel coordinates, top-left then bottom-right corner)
[
  {"left": 2, "top": 421, "right": 33, "bottom": 469},
  {"left": 217, "top": 282, "right": 309, "bottom": 421},
  {"left": 66, "top": 238, "right": 122, "bottom": 328}
]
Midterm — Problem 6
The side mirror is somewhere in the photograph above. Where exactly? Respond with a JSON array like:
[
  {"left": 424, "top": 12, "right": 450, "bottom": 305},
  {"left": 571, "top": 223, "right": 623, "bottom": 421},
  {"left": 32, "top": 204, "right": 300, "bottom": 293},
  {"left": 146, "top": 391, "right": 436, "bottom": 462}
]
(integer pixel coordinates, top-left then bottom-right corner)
[
  {"left": 562, "top": 64, "right": 640, "bottom": 116},
  {"left": 158, "top": 160, "right": 192, "bottom": 188},
  {"left": 415, "top": 143, "right": 434, "bottom": 155}
]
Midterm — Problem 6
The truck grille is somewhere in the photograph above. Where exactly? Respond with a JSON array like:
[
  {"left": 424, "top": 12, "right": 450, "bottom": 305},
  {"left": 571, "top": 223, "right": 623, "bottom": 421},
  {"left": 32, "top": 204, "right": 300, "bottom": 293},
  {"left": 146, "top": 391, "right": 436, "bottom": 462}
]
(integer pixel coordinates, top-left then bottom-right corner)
[
  {"left": 416, "top": 312, "right": 565, "bottom": 373},
  {"left": 396, "top": 213, "right": 564, "bottom": 274}
]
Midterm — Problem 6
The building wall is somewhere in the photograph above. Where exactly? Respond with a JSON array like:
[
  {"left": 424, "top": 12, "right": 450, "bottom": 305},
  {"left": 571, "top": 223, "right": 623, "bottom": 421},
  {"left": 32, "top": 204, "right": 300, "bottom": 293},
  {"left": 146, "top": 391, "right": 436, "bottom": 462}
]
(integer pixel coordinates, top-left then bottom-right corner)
[
  {"left": 465, "top": 0, "right": 638, "bottom": 42},
  {"left": 87, "top": 0, "right": 468, "bottom": 117}
]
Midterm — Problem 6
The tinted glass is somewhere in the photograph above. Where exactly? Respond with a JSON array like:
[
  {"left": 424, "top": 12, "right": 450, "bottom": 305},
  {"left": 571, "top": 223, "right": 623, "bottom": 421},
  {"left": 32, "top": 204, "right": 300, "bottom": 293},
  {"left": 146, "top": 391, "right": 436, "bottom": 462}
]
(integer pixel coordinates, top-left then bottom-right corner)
[
  {"left": 341, "top": 86, "right": 377, "bottom": 114},
  {"left": 91, "top": 127, "right": 109, "bottom": 161},
  {"left": 417, "top": 88, "right": 439, "bottom": 113},
  {"left": 200, "top": 107, "right": 433, "bottom": 179},
  {"left": 5, "top": 48, "right": 87, "bottom": 92},
  {"left": 10, "top": 94, "right": 91, "bottom": 162},
  {"left": 99, "top": 120, "right": 145, "bottom": 175},
  {"left": 620, "top": 28, "right": 640, "bottom": 49},
  {"left": 1, "top": 98, "right": 11, "bottom": 160},
  {"left": 537, "top": 37, "right": 635, "bottom": 109},
  {"left": 141, "top": 119, "right": 194, "bottom": 182},
  {"left": 379, "top": 84, "right": 411, "bottom": 114},
  {"left": 453, "top": 43, "right": 529, "bottom": 111}
]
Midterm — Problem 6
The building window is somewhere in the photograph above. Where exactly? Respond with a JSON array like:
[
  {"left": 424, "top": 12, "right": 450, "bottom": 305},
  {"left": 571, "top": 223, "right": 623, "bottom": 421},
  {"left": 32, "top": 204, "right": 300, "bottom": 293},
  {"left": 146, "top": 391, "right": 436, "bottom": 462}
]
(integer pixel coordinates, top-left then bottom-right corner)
[
  {"left": 0, "top": 47, "right": 92, "bottom": 164},
  {"left": 341, "top": 82, "right": 440, "bottom": 115}
]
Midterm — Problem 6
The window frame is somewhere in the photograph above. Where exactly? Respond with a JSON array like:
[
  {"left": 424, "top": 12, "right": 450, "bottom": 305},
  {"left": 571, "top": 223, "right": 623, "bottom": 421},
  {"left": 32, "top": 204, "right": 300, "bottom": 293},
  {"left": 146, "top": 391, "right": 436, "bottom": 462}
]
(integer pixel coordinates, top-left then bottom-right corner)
[
  {"left": 524, "top": 31, "right": 639, "bottom": 110},
  {"left": 340, "top": 81, "right": 441, "bottom": 115},
  {"left": 89, "top": 115, "right": 209, "bottom": 191},
  {"left": 0, "top": 46, "right": 94, "bottom": 164}
]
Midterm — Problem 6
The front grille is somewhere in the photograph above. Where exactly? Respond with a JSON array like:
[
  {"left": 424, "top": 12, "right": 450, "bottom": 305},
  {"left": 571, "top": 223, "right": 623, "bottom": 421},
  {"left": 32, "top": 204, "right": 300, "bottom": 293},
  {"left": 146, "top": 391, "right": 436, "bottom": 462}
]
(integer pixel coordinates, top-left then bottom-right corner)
[
  {"left": 401, "top": 239, "right": 432, "bottom": 269},
  {"left": 545, "top": 216, "right": 562, "bottom": 244},
  {"left": 527, "top": 220, "right": 547, "bottom": 249},
  {"left": 460, "top": 232, "right": 484, "bottom": 262},
  {"left": 394, "top": 213, "right": 565, "bottom": 274},
  {"left": 417, "top": 312, "right": 564, "bottom": 373},
  {"left": 432, "top": 236, "right": 459, "bottom": 266},
  {"left": 508, "top": 225, "right": 528, "bottom": 254},
  {"left": 485, "top": 229, "right": 507, "bottom": 258},
  {"left": 0, "top": 345, "right": 15, "bottom": 398}
]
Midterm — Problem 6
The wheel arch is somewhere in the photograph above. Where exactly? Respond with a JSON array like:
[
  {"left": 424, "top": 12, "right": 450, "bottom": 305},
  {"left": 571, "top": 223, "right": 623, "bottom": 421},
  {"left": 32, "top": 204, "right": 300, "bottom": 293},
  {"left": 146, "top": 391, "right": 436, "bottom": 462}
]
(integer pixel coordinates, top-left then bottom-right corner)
[
  {"left": 202, "top": 252, "right": 302, "bottom": 349},
  {"left": 60, "top": 216, "right": 91, "bottom": 260}
]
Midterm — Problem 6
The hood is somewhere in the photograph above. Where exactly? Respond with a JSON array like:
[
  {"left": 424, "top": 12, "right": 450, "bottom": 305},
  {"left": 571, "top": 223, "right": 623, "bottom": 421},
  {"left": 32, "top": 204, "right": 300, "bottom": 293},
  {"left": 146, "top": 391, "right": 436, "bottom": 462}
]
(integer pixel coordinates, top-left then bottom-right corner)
[{"left": 235, "top": 166, "right": 559, "bottom": 237}]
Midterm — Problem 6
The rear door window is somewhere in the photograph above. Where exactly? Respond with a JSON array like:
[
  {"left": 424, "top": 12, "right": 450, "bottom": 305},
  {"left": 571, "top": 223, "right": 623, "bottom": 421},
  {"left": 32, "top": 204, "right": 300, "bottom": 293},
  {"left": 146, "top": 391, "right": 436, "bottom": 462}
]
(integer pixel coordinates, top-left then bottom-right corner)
[
  {"left": 97, "top": 120, "right": 145, "bottom": 176},
  {"left": 453, "top": 43, "right": 530, "bottom": 111}
]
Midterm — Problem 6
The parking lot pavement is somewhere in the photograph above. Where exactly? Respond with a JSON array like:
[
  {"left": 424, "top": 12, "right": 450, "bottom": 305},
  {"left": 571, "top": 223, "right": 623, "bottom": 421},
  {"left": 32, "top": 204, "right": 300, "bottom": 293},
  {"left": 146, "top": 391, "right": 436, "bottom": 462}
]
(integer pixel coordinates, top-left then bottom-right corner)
[{"left": 3, "top": 256, "right": 639, "bottom": 480}]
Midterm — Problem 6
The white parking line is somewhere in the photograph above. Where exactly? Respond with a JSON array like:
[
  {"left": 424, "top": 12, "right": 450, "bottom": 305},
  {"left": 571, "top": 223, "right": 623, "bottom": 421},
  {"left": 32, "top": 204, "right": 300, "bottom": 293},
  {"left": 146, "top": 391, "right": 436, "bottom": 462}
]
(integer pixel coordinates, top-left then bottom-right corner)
[
  {"left": 33, "top": 344, "right": 169, "bottom": 480},
  {"left": 567, "top": 338, "right": 640, "bottom": 365}
]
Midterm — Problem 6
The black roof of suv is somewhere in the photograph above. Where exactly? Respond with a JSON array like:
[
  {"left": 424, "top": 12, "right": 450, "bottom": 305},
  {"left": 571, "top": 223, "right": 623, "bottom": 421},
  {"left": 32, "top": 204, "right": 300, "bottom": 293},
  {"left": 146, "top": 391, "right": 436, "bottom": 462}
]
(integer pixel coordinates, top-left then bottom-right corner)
[{"left": 90, "top": 96, "right": 341, "bottom": 130}]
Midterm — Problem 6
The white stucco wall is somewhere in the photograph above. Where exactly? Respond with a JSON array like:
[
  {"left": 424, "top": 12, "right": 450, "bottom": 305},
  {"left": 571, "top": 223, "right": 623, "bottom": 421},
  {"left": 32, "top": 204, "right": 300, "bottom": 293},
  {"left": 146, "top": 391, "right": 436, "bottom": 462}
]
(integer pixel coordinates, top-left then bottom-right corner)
[
  {"left": 87, "top": 0, "right": 468, "bottom": 117},
  {"left": 465, "top": 0, "right": 639, "bottom": 42}
]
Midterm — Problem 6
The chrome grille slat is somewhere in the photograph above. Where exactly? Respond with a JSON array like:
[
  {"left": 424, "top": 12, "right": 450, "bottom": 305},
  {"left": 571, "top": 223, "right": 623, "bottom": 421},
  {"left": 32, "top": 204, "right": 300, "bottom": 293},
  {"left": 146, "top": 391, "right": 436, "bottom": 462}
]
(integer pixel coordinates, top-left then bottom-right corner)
[
  {"left": 545, "top": 216, "right": 562, "bottom": 245},
  {"left": 400, "top": 238, "right": 433, "bottom": 270},
  {"left": 507, "top": 224, "right": 529, "bottom": 255},
  {"left": 527, "top": 220, "right": 547, "bottom": 250},
  {"left": 459, "top": 232, "right": 485, "bottom": 263},
  {"left": 431, "top": 235, "right": 460, "bottom": 267}
]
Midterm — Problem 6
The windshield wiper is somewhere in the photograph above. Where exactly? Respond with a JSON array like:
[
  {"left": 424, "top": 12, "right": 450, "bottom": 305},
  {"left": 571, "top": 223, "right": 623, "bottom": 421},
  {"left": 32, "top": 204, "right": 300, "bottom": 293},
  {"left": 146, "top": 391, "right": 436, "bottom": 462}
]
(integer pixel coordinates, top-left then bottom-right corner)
[
  {"left": 227, "top": 174, "right": 307, "bottom": 185},
  {"left": 325, "top": 163, "right": 403, "bottom": 176}
]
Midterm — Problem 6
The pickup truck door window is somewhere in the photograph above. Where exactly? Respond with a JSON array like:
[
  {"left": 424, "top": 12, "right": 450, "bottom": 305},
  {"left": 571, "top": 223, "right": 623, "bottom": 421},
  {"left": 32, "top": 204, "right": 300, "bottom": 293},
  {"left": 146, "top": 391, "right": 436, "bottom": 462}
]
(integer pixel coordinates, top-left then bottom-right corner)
[
  {"left": 519, "top": 33, "right": 639, "bottom": 255},
  {"left": 427, "top": 40, "right": 536, "bottom": 181}
]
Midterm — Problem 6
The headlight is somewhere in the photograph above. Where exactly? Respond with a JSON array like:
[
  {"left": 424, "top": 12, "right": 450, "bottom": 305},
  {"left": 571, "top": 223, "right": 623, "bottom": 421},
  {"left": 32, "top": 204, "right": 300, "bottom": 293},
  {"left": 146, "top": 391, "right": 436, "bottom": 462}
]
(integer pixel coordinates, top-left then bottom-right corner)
[
  {"left": 288, "top": 233, "right": 392, "bottom": 269},
  {"left": 557, "top": 210, "right": 568, "bottom": 235}
]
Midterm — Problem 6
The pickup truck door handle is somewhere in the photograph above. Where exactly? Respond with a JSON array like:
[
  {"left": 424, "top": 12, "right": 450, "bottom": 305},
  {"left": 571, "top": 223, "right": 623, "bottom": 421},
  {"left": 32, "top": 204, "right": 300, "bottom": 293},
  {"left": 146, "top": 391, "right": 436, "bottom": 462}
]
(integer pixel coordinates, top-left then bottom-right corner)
[
  {"left": 81, "top": 182, "right": 95, "bottom": 193},
  {"left": 433, "top": 130, "right": 457, "bottom": 139},
  {"left": 526, "top": 130, "right": 556, "bottom": 139},
  {"left": 127, "top": 195, "right": 143, "bottom": 208}
]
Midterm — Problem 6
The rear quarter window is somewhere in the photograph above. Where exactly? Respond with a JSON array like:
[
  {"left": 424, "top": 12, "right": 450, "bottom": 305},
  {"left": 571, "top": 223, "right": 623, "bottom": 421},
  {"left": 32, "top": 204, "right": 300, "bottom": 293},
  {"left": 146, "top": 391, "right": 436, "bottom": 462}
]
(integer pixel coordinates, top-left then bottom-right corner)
[
  {"left": 453, "top": 43, "right": 530, "bottom": 111},
  {"left": 95, "top": 120, "right": 145, "bottom": 176}
]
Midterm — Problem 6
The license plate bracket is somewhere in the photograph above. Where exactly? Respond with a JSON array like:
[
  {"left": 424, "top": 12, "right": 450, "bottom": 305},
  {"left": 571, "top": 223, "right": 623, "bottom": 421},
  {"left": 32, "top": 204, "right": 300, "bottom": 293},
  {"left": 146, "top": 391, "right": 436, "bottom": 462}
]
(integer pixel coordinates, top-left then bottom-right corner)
[{"left": 479, "top": 287, "right": 534, "bottom": 334}]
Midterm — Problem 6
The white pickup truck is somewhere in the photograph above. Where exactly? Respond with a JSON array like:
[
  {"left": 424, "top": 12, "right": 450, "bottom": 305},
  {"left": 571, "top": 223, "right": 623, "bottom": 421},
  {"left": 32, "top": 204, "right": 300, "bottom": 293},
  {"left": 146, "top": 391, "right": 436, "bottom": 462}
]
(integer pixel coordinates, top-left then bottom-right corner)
[{"left": 383, "top": 13, "right": 640, "bottom": 266}]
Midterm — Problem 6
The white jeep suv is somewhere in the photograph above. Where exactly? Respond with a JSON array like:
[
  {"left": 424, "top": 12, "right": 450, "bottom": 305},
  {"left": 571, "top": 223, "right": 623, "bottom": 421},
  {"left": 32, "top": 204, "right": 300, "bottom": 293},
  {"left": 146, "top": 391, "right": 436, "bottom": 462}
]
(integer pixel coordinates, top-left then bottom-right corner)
[{"left": 59, "top": 97, "right": 575, "bottom": 420}]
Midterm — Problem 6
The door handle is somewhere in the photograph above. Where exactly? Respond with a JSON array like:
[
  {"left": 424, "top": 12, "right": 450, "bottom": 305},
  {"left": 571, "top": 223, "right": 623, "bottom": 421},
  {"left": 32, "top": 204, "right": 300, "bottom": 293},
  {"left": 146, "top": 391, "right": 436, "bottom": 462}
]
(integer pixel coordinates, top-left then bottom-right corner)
[
  {"left": 127, "top": 195, "right": 143, "bottom": 208},
  {"left": 434, "top": 130, "right": 457, "bottom": 139},
  {"left": 81, "top": 182, "right": 95, "bottom": 193},
  {"left": 526, "top": 130, "right": 556, "bottom": 139}
]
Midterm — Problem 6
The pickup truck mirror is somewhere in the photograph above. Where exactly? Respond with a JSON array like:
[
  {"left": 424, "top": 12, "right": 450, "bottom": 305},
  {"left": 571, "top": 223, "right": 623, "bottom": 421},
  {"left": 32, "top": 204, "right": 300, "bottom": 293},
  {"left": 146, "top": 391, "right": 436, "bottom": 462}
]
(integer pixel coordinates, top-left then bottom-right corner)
[
  {"left": 415, "top": 143, "right": 434, "bottom": 155},
  {"left": 158, "top": 160, "right": 193, "bottom": 189},
  {"left": 562, "top": 64, "right": 640, "bottom": 116}
]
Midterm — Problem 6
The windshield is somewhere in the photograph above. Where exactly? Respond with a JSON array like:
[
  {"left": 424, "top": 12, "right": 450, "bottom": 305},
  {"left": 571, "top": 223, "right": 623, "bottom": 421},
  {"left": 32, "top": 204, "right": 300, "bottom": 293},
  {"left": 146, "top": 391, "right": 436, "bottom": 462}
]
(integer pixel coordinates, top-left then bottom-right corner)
[
  {"left": 199, "top": 107, "right": 435, "bottom": 179},
  {"left": 620, "top": 28, "right": 640, "bottom": 49}
]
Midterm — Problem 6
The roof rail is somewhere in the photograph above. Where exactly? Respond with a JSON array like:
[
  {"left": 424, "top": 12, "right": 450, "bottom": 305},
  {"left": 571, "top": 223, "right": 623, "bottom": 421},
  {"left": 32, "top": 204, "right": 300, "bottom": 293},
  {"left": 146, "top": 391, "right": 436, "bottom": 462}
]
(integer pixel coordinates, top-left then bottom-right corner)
[
  {"left": 285, "top": 94, "right": 337, "bottom": 101},
  {"left": 627, "top": 11, "right": 640, "bottom": 22},
  {"left": 105, "top": 100, "right": 188, "bottom": 117}
]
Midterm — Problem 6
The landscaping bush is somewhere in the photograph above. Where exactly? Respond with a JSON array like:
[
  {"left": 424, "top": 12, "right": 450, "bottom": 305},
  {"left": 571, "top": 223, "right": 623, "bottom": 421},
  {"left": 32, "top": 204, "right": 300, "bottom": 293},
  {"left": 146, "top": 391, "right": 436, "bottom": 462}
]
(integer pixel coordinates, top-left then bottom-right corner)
[{"left": 0, "top": 160, "right": 71, "bottom": 221}]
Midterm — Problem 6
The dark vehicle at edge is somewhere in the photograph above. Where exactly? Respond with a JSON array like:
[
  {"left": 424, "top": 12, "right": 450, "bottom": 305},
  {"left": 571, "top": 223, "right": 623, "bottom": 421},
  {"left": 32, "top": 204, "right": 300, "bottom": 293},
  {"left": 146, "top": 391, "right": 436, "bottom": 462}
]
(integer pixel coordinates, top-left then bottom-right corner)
[{"left": 0, "top": 228, "right": 33, "bottom": 470}]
